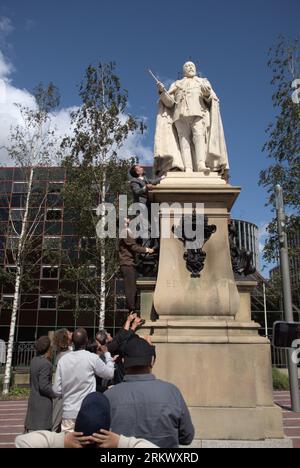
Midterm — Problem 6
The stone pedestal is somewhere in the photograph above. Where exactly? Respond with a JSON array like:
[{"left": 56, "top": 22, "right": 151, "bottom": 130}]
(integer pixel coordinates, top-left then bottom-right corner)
[
  {"left": 141, "top": 173, "right": 285, "bottom": 442},
  {"left": 137, "top": 279, "right": 156, "bottom": 322},
  {"left": 139, "top": 317, "right": 284, "bottom": 440},
  {"left": 151, "top": 173, "right": 241, "bottom": 317}
]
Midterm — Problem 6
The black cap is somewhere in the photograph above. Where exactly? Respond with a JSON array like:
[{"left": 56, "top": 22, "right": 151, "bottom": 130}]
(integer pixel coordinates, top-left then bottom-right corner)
[
  {"left": 123, "top": 335, "right": 156, "bottom": 369},
  {"left": 75, "top": 392, "right": 110, "bottom": 436}
]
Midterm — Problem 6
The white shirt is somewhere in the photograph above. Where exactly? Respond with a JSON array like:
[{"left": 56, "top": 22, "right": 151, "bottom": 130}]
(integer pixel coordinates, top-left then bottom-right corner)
[
  {"left": 15, "top": 431, "right": 158, "bottom": 449},
  {"left": 53, "top": 350, "right": 114, "bottom": 419}
]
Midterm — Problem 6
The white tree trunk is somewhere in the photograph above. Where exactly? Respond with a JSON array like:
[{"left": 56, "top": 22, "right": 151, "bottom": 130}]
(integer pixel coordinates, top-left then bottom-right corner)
[
  {"left": 99, "top": 171, "right": 106, "bottom": 330},
  {"left": 2, "top": 168, "right": 34, "bottom": 395}
]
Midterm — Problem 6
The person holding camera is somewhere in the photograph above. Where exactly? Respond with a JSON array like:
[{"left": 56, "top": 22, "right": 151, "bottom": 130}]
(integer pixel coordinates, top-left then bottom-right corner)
[
  {"left": 53, "top": 328, "right": 114, "bottom": 432},
  {"left": 95, "top": 313, "right": 144, "bottom": 385}
]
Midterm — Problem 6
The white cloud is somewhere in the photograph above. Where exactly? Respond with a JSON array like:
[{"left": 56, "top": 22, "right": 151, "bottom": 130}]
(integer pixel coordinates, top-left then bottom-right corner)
[
  {"left": 0, "top": 16, "right": 152, "bottom": 167},
  {"left": 0, "top": 50, "right": 13, "bottom": 77},
  {"left": 119, "top": 130, "right": 153, "bottom": 165},
  {"left": 0, "top": 58, "right": 75, "bottom": 165}
]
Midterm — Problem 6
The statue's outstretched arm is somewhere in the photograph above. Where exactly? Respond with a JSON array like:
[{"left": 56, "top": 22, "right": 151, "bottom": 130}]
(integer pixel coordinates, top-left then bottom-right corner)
[{"left": 159, "top": 83, "right": 177, "bottom": 108}]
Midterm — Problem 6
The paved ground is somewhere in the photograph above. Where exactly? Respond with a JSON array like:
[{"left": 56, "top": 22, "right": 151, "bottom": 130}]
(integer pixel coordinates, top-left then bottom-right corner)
[
  {"left": 0, "top": 400, "right": 27, "bottom": 448},
  {"left": 0, "top": 392, "right": 299, "bottom": 448},
  {"left": 273, "top": 391, "right": 300, "bottom": 449}
]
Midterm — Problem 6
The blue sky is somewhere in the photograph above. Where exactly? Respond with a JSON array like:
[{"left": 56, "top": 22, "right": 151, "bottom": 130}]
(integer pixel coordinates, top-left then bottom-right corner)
[{"left": 0, "top": 0, "right": 299, "bottom": 273}]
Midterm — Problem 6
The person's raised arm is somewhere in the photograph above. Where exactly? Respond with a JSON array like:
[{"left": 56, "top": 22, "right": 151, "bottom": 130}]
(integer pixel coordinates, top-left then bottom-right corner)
[
  {"left": 130, "top": 179, "right": 147, "bottom": 197},
  {"left": 107, "top": 313, "right": 136, "bottom": 355},
  {"left": 159, "top": 82, "right": 177, "bottom": 108},
  {"left": 123, "top": 234, "right": 154, "bottom": 255}
]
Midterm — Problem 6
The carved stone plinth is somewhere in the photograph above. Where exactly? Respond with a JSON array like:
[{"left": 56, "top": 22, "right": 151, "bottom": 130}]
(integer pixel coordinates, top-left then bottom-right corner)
[
  {"left": 151, "top": 173, "right": 241, "bottom": 317},
  {"left": 140, "top": 173, "right": 285, "bottom": 442},
  {"left": 139, "top": 316, "right": 284, "bottom": 441}
]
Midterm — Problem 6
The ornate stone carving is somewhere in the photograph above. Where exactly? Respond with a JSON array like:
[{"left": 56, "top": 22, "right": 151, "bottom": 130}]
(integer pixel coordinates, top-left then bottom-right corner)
[
  {"left": 228, "top": 222, "right": 256, "bottom": 276},
  {"left": 174, "top": 212, "right": 217, "bottom": 278}
]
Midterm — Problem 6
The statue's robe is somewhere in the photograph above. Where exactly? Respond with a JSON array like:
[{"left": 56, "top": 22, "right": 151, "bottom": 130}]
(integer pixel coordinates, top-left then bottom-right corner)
[{"left": 153, "top": 77, "right": 229, "bottom": 176}]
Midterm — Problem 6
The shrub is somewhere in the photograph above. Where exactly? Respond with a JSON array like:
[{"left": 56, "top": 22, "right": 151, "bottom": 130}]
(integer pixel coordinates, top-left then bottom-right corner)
[
  {"left": 8, "top": 387, "right": 30, "bottom": 398},
  {"left": 272, "top": 368, "right": 290, "bottom": 391}
]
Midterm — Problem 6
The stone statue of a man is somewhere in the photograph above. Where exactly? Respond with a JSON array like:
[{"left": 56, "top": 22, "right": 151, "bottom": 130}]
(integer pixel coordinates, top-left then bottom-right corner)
[{"left": 154, "top": 61, "right": 229, "bottom": 176}]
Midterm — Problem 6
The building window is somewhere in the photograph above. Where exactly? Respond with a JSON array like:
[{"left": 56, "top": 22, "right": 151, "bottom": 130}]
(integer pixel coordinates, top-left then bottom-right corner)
[
  {"left": 115, "top": 279, "right": 125, "bottom": 295},
  {"left": 0, "top": 195, "right": 9, "bottom": 207},
  {"left": 0, "top": 181, "right": 12, "bottom": 193},
  {"left": 42, "top": 266, "right": 59, "bottom": 279},
  {"left": 79, "top": 296, "right": 96, "bottom": 310},
  {"left": 6, "top": 265, "right": 17, "bottom": 275},
  {"left": 46, "top": 209, "right": 62, "bottom": 221},
  {"left": 0, "top": 208, "right": 9, "bottom": 221},
  {"left": 80, "top": 237, "right": 96, "bottom": 250},
  {"left": 11, "top": 208, "right": 25, "bottom": 221},
  {"left": 116, "top": 296, "right": 127, "bottom": 310},
  {"left": 7, "top": 237, "right": 19, "bottom": 250},
  {"left": 12, "top": 182, "right": 28, "bottom": 193},
  {"left": 48, "top": 182, "right": 64, "bottom": 194},
  {"left": 1, "top": 295, "right": 15, "bottom": 311},
  {"left": 11, "top": 194, "right": 27, "bottom": 208},
  {"left": 89, "top": 265, "right": 97, "bottom": 278},
  {"left": 43, "top": 237, "right": 62, "bottom": 250},
  {"left": 0, "top": 168, "right": 13, "bottom": 179},
  {"left": 39, "top": 296, "right": 57, "bottom": 310}
]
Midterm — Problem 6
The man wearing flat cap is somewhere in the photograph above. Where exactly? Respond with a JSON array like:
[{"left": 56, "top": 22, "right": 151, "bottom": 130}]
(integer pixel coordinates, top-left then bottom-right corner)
[{"left": 105, "top": 335, "right": 194, "bottom": 448}]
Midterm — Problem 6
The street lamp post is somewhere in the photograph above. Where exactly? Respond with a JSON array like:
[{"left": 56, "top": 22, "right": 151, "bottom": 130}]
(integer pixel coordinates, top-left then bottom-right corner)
[{"left": 275, "top": 185, "right": 300, "bottom": 412}]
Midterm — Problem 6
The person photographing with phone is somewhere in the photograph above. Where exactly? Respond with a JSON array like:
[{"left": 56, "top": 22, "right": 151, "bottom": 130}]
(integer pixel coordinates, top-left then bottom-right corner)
[{"left": 95, "top": 313, "right": 146, "bottom": 385}]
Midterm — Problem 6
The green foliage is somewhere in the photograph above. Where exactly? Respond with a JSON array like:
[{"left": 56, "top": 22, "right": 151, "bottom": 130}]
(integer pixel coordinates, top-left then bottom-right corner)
[
  {"left": 6, "top": 387, "right": 30, "bottom": 398},
  {"left": 58, "top": 160, "right": 134, "bottom": 322},
  {"left": 33, "top": 82, "right": 60, "bottom": 114},
  {"left": 62, "top": 62, "right": 145, "bottom": 166},
  {"left": 7, "top": 83, "right": 61, "bottom": 167},
  {"left": 0, "top": 376, "right": 29, "bottom": 400},
  {"left": 272, "top": 367, "right": 290, "bottom": 391},
  {"left": 259, "top": 36, "right": 300, "bottom": 265},
  {"left": 60, "top": 62, "right": 143, "bottom": 326}
]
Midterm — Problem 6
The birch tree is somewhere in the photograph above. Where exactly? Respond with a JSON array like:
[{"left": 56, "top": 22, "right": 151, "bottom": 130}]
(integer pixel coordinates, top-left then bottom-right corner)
[
  {"left": 259, "top": 36, "right": 300, "bottom": 264},
  {"left": 57, "top": 160, "right": 133, "bottom": 329},
  {"left": 62, "top": 62, "right": 144, "bottom": 329},
  {"left": 2, "top": 83, "right": 61, "bottom": 394}
]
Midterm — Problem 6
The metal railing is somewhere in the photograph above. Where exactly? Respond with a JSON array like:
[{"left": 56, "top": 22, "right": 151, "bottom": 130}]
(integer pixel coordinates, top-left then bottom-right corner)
[
  {"left": 0, "top": 342, "right": 36, "bottom": 370},
  {"left": 271, "top": 345, "right": 289, "bottom": 369},
  {"left": 0, "top": 341, "right": 293, "bottom": 370}
]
